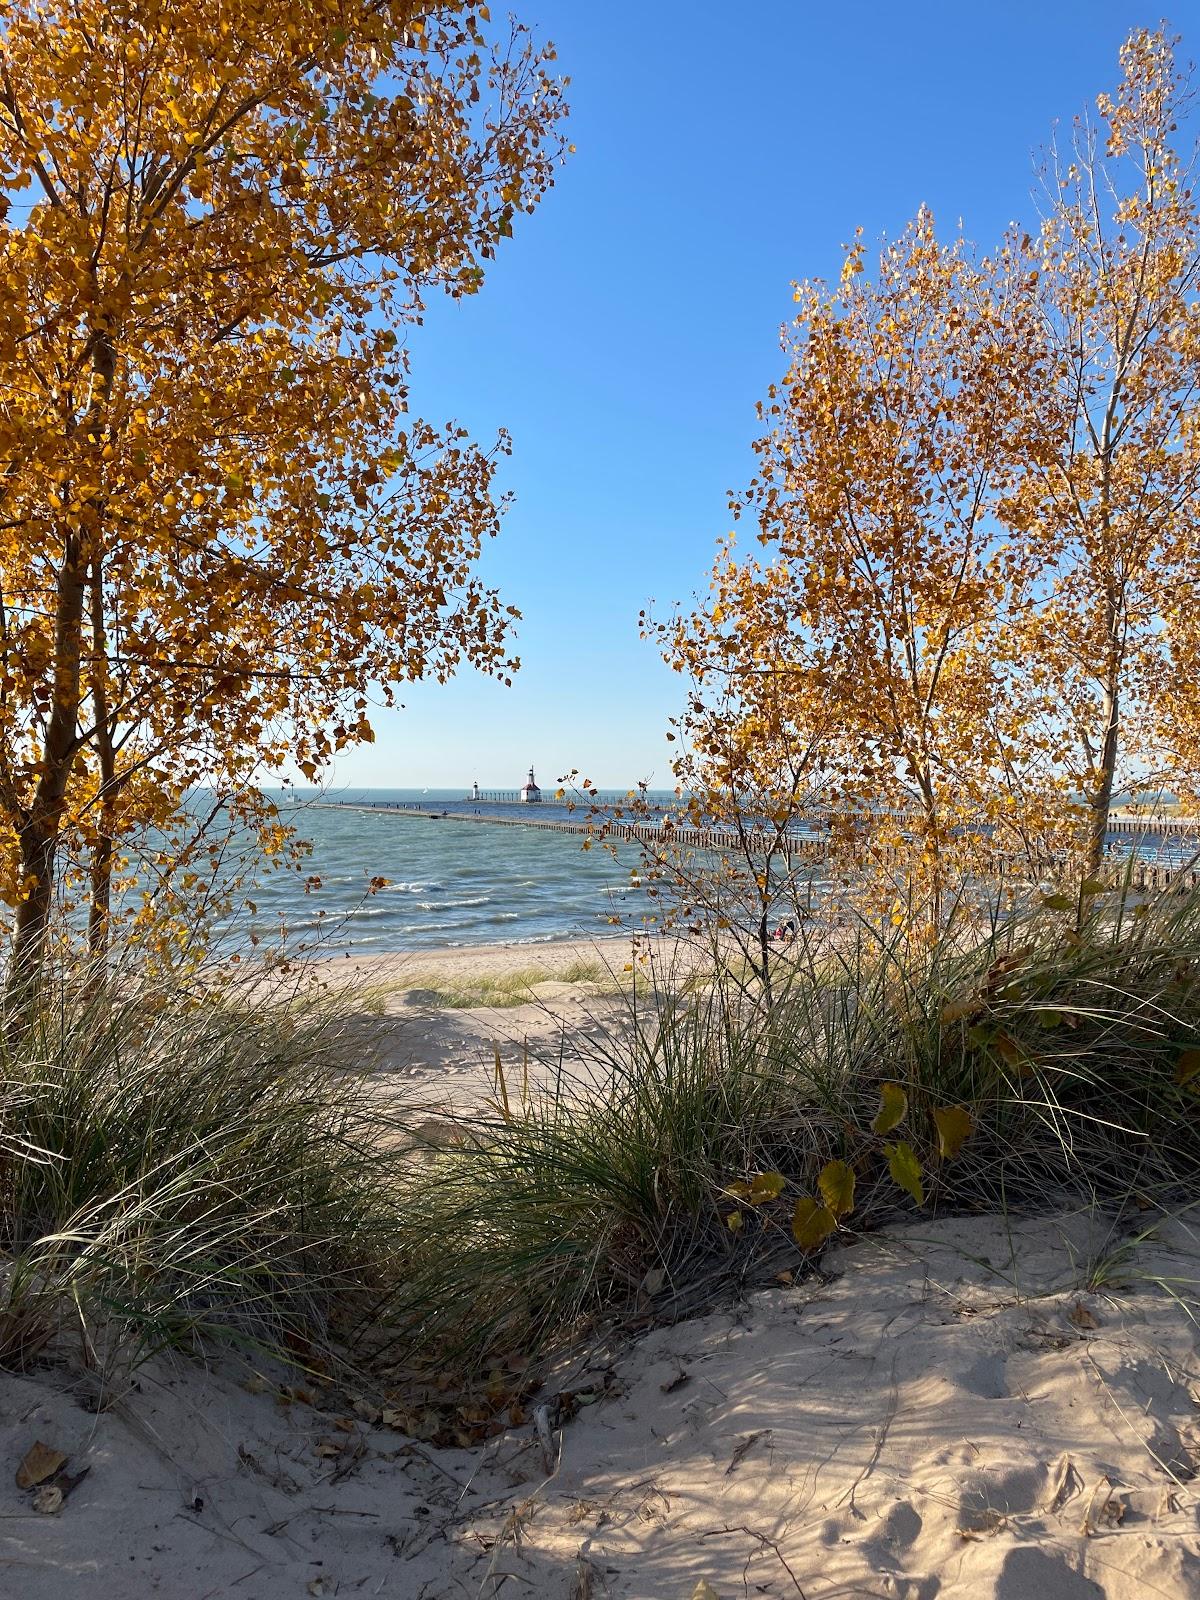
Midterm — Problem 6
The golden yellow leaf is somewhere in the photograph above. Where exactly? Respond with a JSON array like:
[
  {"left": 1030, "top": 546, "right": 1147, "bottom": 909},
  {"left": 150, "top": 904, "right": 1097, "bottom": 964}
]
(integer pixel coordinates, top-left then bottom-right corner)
[
  {"left": 748, "top": 1171, "right": 786, "bottom": 1204},
  {"left": 792, "top": 1196, "right": 837, "bottom": 1250},
  {"left": 932, "top": 1105, "right": 973, "bottom": 1160},
  {"left": 886, "top": 1142, "right": 924, "bottom": 1205},
  {"left": 872, "top": 1082, "right": 908, "bottom": 1135},
  {"left": 817, "top": 1159, "right": 856, "bottom": 1218}
]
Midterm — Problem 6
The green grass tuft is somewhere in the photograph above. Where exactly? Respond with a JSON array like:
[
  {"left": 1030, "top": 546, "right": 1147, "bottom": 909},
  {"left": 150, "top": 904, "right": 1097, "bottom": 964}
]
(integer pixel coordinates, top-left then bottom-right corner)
[
  {"left": 394, "top": 957, "right": 622, "bottom": 1009},
  {"left": 382, "top": 888, "right": 1200, "bottom": 1372},
  {"left": 0, "top": 962, "right": 404, "bottom": 1376}
]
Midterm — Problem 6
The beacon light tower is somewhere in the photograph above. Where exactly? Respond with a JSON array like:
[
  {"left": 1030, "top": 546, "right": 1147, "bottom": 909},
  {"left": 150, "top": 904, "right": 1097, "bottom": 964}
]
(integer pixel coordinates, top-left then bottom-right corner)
[{"left": 519, "top": 765, "right": 542, "bottom": 803}]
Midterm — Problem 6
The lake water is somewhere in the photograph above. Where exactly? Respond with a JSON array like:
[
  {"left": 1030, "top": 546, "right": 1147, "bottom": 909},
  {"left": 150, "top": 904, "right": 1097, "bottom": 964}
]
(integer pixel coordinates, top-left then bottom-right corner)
[
  {"left": 241, "top": 788, "right": 668, "bottom": 955},
  {"left": 193, "top": 788, "right": 1200, "bottom": 957}
]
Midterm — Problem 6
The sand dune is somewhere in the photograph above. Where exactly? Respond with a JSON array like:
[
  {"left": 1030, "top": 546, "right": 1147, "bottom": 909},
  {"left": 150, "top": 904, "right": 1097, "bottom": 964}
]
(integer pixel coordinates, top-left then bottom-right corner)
[{"left": 4, "top": 1210, "right": 1200, "bottom": 1597}]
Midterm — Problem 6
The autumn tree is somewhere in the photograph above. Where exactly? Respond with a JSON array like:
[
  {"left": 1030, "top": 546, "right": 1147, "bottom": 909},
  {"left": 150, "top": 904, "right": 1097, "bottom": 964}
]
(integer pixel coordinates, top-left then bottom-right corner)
[
  {"left": 0, "top": 0, "right": 568, "bottom": 981},
  {"left": 659, "top": 212, "right": 1052, "bottom": 926},
  {"left": 662, "top": 30, "right": 1200, "bottom": 927},
  {"left": 1007, "top": 27, "right": 1200, "bottom": 875},
  {"left": 640, "top": 565, "right": 841, "bottom": 997}
]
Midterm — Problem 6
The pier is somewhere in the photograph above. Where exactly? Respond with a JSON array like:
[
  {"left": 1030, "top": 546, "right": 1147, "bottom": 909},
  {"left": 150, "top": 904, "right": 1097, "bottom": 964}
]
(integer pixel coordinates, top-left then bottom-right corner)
[{"left": 309, "top": 802, "right": 1200, "bottom": 894}]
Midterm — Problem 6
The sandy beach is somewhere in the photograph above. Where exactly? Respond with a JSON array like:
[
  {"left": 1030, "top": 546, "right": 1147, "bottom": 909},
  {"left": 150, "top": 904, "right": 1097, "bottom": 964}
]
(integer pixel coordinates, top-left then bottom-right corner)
[
  {"left": 5, "top": 1208, "right": 1200, "bottom": 1598},
  {"left": 319, "top": 932, "right": 690, "bottom": 1114}
]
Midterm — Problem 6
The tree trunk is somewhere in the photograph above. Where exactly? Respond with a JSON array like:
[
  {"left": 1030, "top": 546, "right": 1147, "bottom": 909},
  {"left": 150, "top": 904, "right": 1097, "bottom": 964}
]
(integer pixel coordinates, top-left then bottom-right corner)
[
  {"left": 7, "top": 541, "right": 87, "bottom": 998},
  {"left": 8, "top": 322, "right": 115, "bottom": 1002},
  {"left": 86, "top": 555, "right": 117, "bottom": 964},
  {"left": 1083, "top": 664, "right": 1121, "bottom": 882}
]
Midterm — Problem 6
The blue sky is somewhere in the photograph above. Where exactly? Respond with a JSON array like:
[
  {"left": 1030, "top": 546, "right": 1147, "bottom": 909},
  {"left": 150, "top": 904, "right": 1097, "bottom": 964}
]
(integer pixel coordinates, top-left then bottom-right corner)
[{"left": 329, "top": 0, "right": 1180, "bottom": 791}]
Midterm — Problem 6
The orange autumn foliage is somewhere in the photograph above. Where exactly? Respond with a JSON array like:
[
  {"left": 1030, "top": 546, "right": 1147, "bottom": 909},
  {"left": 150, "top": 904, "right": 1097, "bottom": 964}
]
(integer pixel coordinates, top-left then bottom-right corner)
[
  {"left": 0, "top": 0, "right": 568, "bottom": 976},
  {"left": 659, "top": 28, "right": 1200, "bottom": 921}
]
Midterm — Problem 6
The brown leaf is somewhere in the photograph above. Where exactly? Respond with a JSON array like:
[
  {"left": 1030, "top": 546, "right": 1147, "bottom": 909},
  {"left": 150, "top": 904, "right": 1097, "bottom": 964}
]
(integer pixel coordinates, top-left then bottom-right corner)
[
  {"left": 16, "top": 1441, "right": 67, "bottom": 1490},
  {"left": 1068, "top": 1300, "right": 1099, "bottom": 1330},
  {"left": 660, "top": 1370, "right": 692, "bottom": 1395},
  {"left": 724, "top": 1428, "right": 770, "bottom": 1475}
]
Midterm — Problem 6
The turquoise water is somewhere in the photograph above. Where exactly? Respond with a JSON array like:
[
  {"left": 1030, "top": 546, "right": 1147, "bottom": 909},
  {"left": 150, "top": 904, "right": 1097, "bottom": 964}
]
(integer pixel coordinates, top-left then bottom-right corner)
[{"left": 242, "top": 788, "right": 666, "bottom": 954}]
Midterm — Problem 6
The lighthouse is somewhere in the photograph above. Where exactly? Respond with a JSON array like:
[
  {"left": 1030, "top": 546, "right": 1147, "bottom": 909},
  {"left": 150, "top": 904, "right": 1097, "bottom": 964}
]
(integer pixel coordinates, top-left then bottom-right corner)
[
  {"left": 519, "top": 765, "right": 542, "bottom": 803},
  {"left": 471, "top": 780, "right": 480, "bottom": 801}
]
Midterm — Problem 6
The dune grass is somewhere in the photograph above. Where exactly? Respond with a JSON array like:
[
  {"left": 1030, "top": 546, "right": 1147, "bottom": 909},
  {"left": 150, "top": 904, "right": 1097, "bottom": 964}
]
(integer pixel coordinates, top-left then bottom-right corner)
[
  {"left": 0, "top": 963, "right": 403, "bottom": 1377},
  {"left": 382, "top": 887, "right": 1200, "bottom": 1372},
  {"left": 5, "top": 886, "right": 1200, "bottom": 1391},
  {"left": 392, "top": 956, "right": 622, "bottom": 1009}
]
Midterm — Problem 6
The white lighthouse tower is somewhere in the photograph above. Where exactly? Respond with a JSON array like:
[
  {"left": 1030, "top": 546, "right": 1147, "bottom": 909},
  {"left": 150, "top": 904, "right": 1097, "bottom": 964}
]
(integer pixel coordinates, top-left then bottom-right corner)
[
  {"left": 519, "top": 765, "right": 542, "bottom": 803},
  {"left": 471, "top": 780, "right": 480, "bottom": 801}
]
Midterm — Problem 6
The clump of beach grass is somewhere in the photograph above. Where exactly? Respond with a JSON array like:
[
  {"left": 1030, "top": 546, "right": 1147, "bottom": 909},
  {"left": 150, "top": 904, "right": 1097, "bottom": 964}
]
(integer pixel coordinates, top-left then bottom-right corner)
[
  {"left": 0, "top": 957, "right": 405, "bottom": 1378},
  {"left": 390, "top": 956, "right": 626, "bottom": 1010},
  {"left": 381, "top": 885, "right": 1200, "bottom": 1374},
  {"left": 7, "top": 884, "right": 1200, "bottom": 1397}
]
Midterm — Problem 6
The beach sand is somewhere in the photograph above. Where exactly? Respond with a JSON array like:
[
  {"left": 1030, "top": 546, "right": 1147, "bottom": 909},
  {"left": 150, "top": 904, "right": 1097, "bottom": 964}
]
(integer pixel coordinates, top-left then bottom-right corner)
[
  {"left": 4, "top": 1209, "right": 1200, "bottom": 1597},
  {"left": 318, "top": 932, "right": 684, "bottom": 1114}
]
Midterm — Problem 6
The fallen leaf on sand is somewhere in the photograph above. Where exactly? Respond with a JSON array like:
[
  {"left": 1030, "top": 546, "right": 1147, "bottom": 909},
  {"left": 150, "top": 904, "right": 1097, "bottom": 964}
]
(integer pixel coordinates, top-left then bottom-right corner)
[
  {"left": 724, "top": 1429, "right": 769, "bottom": 1475},
  {"left": 32, "top": 1485, "right": 63, "bottom": 1514},
  {"left": 1069, "top": 1300, "right": 1099, "bottom": 1330},
  {"left": 691, "top": 1583, "right": 721, "bottom": 1600},
  {"left": 660, "top": 1370, "right": 691, "bottom": 1395},
  {"left": 16, "top": 1441, "right": 66, "bottom": 1490}
]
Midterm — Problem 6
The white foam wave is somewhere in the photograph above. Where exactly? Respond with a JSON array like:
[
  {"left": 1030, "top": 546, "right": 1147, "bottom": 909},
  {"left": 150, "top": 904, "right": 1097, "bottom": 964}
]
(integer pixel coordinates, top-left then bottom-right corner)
[{"left": 416, "top": 896, "right": 489, "bottom": 911}]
